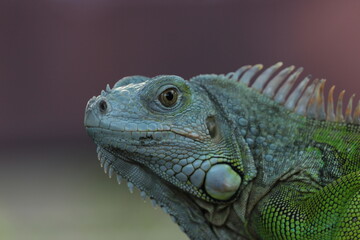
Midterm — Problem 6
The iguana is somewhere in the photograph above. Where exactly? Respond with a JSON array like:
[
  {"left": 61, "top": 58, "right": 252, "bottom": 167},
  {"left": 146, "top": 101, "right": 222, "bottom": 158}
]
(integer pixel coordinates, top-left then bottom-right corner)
[{"left": 84, "top": 62, "right": 360, "bottom": 240}]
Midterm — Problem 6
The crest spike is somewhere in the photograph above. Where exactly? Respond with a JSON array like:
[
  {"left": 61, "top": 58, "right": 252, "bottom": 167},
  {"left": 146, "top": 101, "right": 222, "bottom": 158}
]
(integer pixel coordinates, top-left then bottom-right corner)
[
  {"left": 239, "top": 64, "right": 263, "bottom": 86},
  {"left": 353, "top": 100, "right": 360, "bottom": 124},
  {"left": 326, "top": 85, "right": 336, "bottom": 121},
  {"left": 335, "top": 90, "right": 345, "bottom": 122},
  {"left": 274, "top": 67, "right": 303, "bottom": 104},
  {"left": 345, "top": 94, "right": 355, "bottom": 123},
  {"left": 251, "top": 62, "right": 283, "bottom": 92},
  {"left": 295, "top": 79, "right": 318, "bottom": 116},
  {"left": 263, "top": 65, "right": 295, "bottom": 98},
  {"left": 307, "top": 79, "right": 326, "bottom": 119},
  {"left": 226, "top": 72, "right": 234, "bottom": 79},
  {"left": 316, "top": 79, "right": 327, "bottom": 120},
  {"left": 284, "top": 75, "right": 311, "bottom": 110},
  {"left": 229, "top": 65, "right": 251, "bottom": 80}
]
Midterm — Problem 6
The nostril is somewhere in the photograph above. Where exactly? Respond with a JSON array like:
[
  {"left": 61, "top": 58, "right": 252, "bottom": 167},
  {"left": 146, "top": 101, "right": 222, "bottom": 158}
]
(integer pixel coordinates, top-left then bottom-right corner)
[{"left": 99, "top": 100, "right": 108, "bottom": 114}]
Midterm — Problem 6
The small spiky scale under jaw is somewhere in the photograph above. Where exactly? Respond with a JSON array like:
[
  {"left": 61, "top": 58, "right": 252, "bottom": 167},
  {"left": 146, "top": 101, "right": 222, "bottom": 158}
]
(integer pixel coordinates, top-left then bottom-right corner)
[{"left": 85, "top": 63, "right": 359, "bottom": 240}]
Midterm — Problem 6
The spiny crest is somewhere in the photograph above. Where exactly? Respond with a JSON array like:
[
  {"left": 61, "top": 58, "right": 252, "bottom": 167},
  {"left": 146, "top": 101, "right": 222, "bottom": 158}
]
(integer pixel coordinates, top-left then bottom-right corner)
[{"left": 226, "top": 62, "right": 360, "bottom": 125}]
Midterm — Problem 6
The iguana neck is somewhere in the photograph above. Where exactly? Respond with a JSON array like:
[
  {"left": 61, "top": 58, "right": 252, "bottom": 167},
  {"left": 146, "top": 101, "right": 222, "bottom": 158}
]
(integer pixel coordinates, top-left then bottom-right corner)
[
  {"left": 191, "top": 75, "right": 360, "bottom": 238},
  {"left": 193, "top": 75, "right": 314, "bottom": 183}
]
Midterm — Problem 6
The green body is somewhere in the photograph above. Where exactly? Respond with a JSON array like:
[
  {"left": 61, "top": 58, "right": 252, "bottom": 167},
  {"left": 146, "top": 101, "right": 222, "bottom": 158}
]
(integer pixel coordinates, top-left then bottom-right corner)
[{"left": 85, "top": 64, "right": 360, "bottom": 239}]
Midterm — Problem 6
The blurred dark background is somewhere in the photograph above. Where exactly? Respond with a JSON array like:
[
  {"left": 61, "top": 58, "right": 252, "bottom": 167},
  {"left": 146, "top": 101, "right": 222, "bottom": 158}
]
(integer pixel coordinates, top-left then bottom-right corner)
[{"left": 1, "top": 1, "right": 360, "bottom": 239}]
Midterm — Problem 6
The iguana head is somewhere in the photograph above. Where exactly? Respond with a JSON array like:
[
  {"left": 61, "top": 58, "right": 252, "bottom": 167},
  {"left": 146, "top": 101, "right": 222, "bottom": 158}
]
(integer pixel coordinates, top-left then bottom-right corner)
[
  {"left": 84, "top": 74, "right": 245, "bottom": 237},
  {"left": 85, "top": 63, "right": 360, "bottom": 239}
]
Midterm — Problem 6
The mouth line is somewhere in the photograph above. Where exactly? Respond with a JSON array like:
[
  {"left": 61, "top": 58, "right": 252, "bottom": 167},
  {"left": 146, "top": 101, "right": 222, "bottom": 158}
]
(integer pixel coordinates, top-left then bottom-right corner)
[{"left": 85, "top": 126, "right": 202, "bottom": 141}]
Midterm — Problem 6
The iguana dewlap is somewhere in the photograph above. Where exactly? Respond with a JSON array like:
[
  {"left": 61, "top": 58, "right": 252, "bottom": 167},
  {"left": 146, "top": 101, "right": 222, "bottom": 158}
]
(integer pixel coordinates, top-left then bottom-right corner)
[{"left": 85, "top": 63, "right": 359, "bottom": 240}]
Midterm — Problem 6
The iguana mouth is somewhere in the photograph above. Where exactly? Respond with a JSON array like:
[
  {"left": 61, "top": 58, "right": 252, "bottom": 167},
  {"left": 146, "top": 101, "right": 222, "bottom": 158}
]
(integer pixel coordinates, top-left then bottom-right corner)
[{"left": 86, "top": 125, "right": 203, "bottom": 142}]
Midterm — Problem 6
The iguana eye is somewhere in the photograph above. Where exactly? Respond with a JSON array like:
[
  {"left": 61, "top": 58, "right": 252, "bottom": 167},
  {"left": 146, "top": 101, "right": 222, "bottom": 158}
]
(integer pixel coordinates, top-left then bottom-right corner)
[
  {"left": 98, "top": 100, "right": 108, "bottom": 114},
  {"left": 158, "top": 88, "right": 179, "bottom": 107}
]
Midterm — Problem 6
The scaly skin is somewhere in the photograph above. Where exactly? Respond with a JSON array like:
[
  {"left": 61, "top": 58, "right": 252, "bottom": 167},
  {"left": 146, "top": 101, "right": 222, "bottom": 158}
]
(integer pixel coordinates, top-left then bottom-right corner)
[{"left": 85, "top": 64, "right": 360, "bottom": 239}]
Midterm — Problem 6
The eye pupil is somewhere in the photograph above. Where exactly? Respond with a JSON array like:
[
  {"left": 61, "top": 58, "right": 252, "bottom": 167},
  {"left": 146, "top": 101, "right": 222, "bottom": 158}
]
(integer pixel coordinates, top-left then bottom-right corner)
[
  {"left": 165, "top": 91, "right": 174, "bottom": 101},
  {"left": 159, "top": 88, "right": 178, "bottom": 107}
]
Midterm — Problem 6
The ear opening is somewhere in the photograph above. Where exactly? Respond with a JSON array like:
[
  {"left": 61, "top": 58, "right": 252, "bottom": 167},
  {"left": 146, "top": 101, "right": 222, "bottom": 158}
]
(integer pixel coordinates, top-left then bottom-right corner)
[{"left": 206, "top": 116, "right": 223, "bottom": 144}]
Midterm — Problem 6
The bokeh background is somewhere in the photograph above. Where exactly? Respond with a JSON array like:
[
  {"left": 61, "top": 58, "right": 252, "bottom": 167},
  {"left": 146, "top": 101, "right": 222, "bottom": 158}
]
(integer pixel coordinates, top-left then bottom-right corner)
[{"left": 1, "top": 1, "right": 360, "bottom": 240}]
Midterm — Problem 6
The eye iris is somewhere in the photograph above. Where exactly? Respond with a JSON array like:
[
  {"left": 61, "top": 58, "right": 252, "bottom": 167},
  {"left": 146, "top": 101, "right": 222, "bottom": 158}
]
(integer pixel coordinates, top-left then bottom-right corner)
[{"left": 159, "top": 88, "right": 178, "bottom": 107}]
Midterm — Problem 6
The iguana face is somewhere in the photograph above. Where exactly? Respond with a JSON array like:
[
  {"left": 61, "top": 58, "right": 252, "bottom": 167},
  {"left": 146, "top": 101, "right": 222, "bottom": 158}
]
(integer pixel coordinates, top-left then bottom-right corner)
[{"left": 84, "top": 75, "right": 243, "bottom": 223}]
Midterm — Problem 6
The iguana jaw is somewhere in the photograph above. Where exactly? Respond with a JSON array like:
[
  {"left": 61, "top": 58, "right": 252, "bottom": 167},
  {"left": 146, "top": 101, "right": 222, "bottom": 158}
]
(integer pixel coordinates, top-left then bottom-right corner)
[{"left": 94, "top": 145, "right": 216, "bottom": 239}]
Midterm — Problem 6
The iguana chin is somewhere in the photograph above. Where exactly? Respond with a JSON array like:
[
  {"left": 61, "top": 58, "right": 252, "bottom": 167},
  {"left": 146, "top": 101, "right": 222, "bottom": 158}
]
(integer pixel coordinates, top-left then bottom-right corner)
[{"left": 84, "top": 62, "right": 360, "bottom": 240}]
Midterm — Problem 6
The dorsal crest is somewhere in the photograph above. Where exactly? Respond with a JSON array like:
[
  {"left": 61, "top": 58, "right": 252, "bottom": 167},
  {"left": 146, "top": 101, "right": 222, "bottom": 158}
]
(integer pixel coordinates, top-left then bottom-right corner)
[{"left": 225, "top": 62, "right": 359, "bottom": 125}]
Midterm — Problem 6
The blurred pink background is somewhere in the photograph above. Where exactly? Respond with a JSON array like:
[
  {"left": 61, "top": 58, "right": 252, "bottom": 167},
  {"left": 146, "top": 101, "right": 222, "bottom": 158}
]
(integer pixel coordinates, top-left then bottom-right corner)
[{"left": 1, "top": 0, "right": 360, "bottom": 147}]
